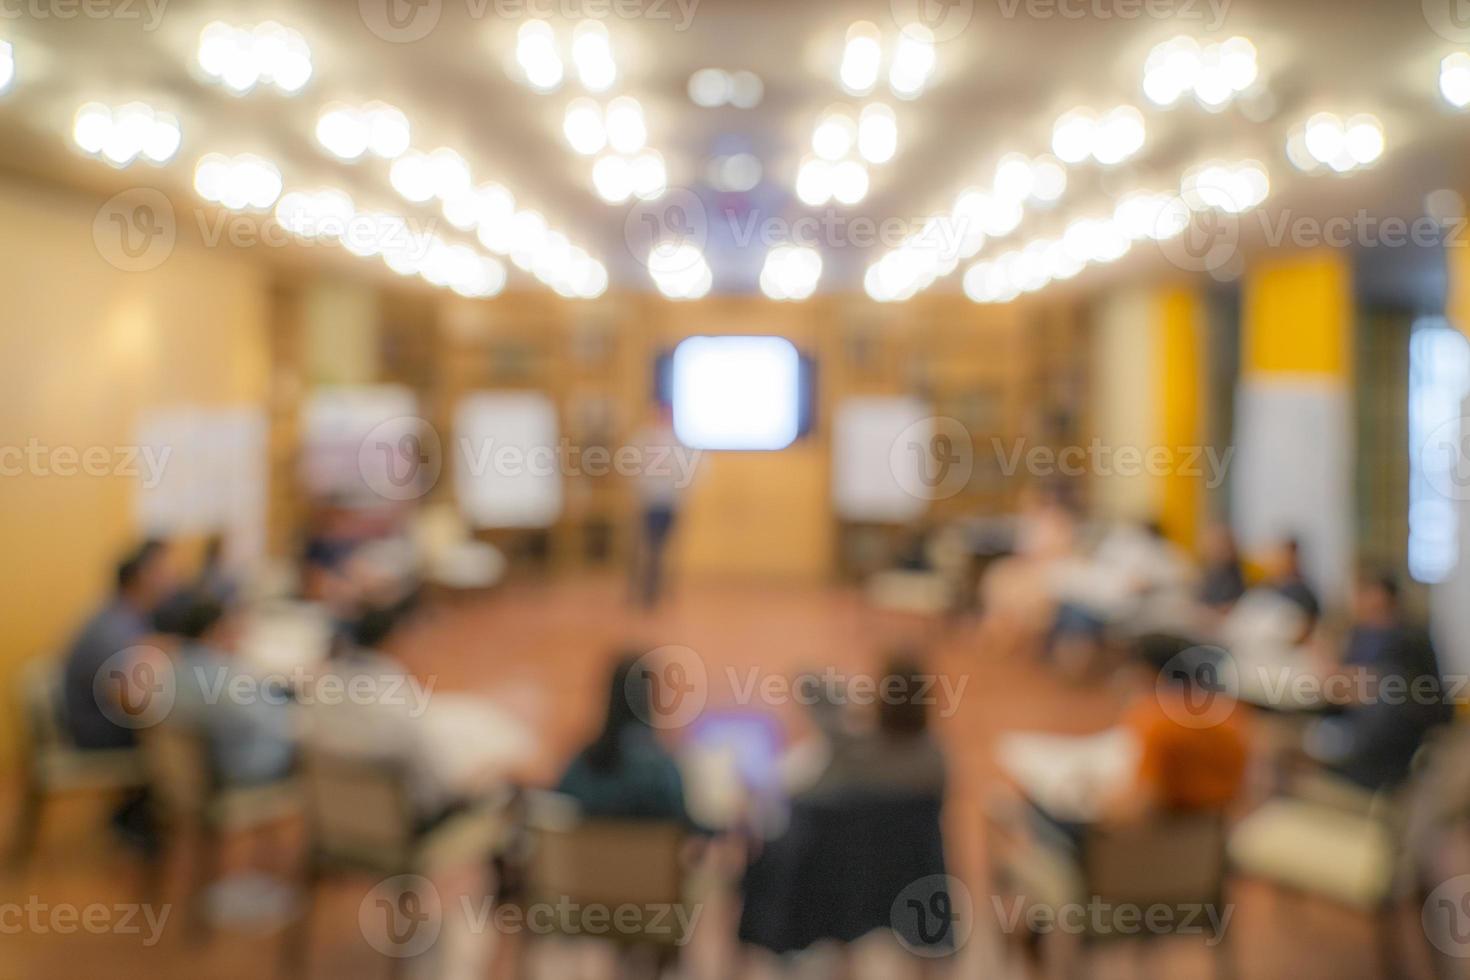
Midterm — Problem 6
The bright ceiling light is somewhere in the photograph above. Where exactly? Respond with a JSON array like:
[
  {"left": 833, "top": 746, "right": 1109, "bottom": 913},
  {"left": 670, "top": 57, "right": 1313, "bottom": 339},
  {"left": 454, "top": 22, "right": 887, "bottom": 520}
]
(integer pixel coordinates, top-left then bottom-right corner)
[
  {"left": 796, "top": 157, "right": 832, "bottom": 206},
  {"left": 1143, "top": 35, "right": 1257, "bottom": 110},
  {"left": 571, "top": 21, "right": 616, "bottom": 92},
  {"left": 0, "top": 39, "right": 14, "bottom": 95},
  {"left": 760, "top": 244, "right": 823, "bottom": 301},
  {"left": 275, "top": 188, "right": 354, "bottom": 240},
  {"left": 1291, "top": 112, "right": 1383, "bottom": 173},
  {"left": 1029, "top": 156, "right": 1067, "bottom": 202},
  {"left": 889, "top": 24, "right": 936, "bottom": 98},
  {"left": 993, "top": 152, "right": 1034, "bottom": 202},
  {"left": 1441, "top": 53, "right": 1470, "bottom": 109},
  {"left": 196, "top": 20, "right": 312, "bottom": 95},
  {"left": 593, "top": 154, "right": 632, "bottom": 203},
  {"left": 1344, "top": 114, "right": 1385, "bottom": 165},
  {"left": 1181, "top": 159, "right": 1269, "bottom": 213},
  {"left": 729, "top": 70, "right": 764, "bottom": 108},
  {"left": 441, "top": 181, "right": 515, "bottom": 232},
  {"left": 516, "top": 20, "right": 563, "bottom": 92},
  {"left": 1051, "top": 108, "right": 1096, "bottom": 163},
  {"left": 831, "top": 159, "right": 869, "bottom": 205},
  {"left": 812, "top": 108, "right": 857, "bottom": 161},
  {"left": 839, "top": 22, "right": 882, "bottom": 95},
  {"left": 629, "top": 150, "right": 668, "bottom": 200},
  {"left": 389, "top": 150, "right": 436, "bottom": 203},
  {"left": 1093, "top": 105, "right": 1146, "bottom": 164},
  {"left": 427, "top": 147, "right": 472, "bottom": 201},
  {"left": 605, "top": 96, "right": 646, "bottom": 154},
  {"left": 73, "top": 101, "right": 181, "bottom": 167},
  {"left": 648, "top": 241, "right": 711, "bottom": 300},
  {"left": 563, "top": 97, "right": 606, "bottom": 155},
  {"left": 858, "top": 103, "right": 897, "bottom": 164},
  {"left": 193, "top": 152, "right": 282, "bottom": 210}
]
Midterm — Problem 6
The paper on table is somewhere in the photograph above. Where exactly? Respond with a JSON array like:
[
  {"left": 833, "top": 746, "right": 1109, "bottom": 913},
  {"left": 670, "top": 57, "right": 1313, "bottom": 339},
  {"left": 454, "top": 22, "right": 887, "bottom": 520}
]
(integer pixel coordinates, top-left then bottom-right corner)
[{"left": 996, "top": 728, "right": 1140, "bottom": 822}]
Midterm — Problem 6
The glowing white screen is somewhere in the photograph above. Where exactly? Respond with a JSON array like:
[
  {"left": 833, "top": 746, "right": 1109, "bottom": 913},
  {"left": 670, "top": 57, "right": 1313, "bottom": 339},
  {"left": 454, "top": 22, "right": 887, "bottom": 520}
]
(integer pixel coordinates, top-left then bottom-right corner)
[{"left": 671, "top": 336, "right": 801, "bottom": 450}]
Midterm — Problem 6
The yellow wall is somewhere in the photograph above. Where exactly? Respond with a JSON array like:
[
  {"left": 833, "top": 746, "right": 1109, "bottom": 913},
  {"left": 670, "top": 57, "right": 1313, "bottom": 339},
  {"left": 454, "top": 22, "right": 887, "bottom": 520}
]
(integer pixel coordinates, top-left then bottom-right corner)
[
  {"left": 1155, "top": 286, "right": 1206, "bottom": 550},
  {"left": 0, "top": 178, "right": 271, "bottom": 769},
  {"left": 1242, "top": 250, "right": 1352, "bottom": 379}
]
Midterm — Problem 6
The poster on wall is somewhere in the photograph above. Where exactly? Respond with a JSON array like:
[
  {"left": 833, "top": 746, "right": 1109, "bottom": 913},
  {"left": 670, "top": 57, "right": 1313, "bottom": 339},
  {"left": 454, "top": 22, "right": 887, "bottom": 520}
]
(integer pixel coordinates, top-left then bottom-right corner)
[
  {"left": 134, "top": 406, "right": 268, "bottom": 562},
  {"left": 831, "top": 396, "right": 931, "bottom": 523},
  {"left": 454, "top": 391, "right": 564, "bottom": 529}
]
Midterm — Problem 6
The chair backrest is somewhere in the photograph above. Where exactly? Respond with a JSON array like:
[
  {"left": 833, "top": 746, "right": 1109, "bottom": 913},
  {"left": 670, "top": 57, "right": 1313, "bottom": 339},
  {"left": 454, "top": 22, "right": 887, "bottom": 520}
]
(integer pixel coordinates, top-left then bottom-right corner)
[
  {"left": 529, "top": 818, "right": 685, "bottom": 907},
  {"left": 140, "top": 722, "right": 216, "bottom": 817},
  {"left": 300, "top": 746, "right": 416, "bottom": 868},
  {"left": 16, "top": 660, "right": 67, "bottom": 754},
  {"left": 1083, "top": 810, "right": 1227, "bottom": 910}
]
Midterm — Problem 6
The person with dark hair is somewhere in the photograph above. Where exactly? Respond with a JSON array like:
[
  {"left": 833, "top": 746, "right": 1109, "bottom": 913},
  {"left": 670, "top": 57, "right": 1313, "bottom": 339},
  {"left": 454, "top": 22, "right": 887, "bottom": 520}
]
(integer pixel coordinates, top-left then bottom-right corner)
[
  {"left": 62, "top": 540, "right": 179, "bottom": 750},
  {"left": 797, "top": 652, "right": 948, "bottom": 802},
  {"left": 1261, "top": 537, "right": 1321, "bottom": 624},
  {"left": 1304, "top": 570, "right": 1453, "bottom": 791},
  {"left": 1197, "top": 523, "right": 1247, "bottom": 611},
  {"left": 555, "top": 654, "right": 690, "bottom": 822},
  {"left": 169, "top": 591, "right": 295, "bottom": 787}
]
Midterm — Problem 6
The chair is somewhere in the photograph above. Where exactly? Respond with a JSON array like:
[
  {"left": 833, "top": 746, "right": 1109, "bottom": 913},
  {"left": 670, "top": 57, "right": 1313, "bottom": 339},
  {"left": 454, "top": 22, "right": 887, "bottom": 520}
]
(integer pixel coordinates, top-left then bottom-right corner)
[
  {"left": 413, "top": 502, "right": 507, "bottom": 595},
  {"left": 282, "top": 745, "right": 508, "bottom": 978},
  {"left": 865, "top": 525, "right": 972, "bottom": 620},
  {"left": 1227, "top": 768, "right": 1420, "bottom": 978},
  {"left": 8, "top": 658, "right": 147, "bottom": 867},
  {"left": 990, "top": 807, "right": 1233, "bottom": 978},
  {"left": 515, "top": 796, "right": 691, "bottom": 976},
  {"left": 139, "top": 720, "right": 299, "bottom": 938}
]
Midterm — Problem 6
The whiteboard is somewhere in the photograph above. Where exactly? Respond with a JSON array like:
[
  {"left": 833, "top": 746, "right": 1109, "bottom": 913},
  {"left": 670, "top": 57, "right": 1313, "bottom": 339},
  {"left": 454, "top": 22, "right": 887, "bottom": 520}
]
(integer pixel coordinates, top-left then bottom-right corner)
[
  {"left": 134, "top": 406, "right": 267, "bottom": 561},
  {"left": 453, "top": 391, "right": 564, "bottom": 529},
  {"left": 301, "top": 385, "right": 422, "bottom": 501},
  {"left": 831, "top": 396, "right": 930, "bottom": 522}
]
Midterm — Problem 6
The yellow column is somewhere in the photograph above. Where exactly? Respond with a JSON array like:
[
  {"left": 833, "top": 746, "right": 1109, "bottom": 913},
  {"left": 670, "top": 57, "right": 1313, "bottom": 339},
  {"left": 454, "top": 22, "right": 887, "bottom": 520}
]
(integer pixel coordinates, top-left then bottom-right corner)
[
  {"left": 1154, "top": 286, "right": 1206, "bottom": 551},
  {"left": 1447, "top": 244, "right": 1470, "bottom": 341}
]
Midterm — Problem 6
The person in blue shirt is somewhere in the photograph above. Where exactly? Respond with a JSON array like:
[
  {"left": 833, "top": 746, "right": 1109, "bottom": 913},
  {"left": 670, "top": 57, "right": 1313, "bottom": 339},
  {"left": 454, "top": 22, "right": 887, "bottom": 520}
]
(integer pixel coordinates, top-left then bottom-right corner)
[
  {"left": 556, "top": 654, "right": 689, "bottom": 823},
  {"left": 168, "top": 592, "right": 296, "bottom": 788}
]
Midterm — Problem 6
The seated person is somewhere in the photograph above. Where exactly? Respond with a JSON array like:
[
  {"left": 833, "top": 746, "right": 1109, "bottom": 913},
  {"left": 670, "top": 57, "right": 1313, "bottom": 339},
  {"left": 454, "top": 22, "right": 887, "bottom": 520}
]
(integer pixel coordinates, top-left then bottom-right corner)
[
  {"left": 797, "top": 652, "right": 947, "bottom": 803},
  {"left": 556, "top": 654, "right": 690, "bottom": 823},
  {"left": 1196, "top": 523, "right": 1246, "bottom": 611},
  {"left": 168, "top": 592, "right": 295, "bottom": 787},
  {"left": 63, "top": 539, "right": 179, "bottom": 750},
  {"left": 1304, "top": 570, "right": 1453, "bottom": 792},
  {"left": 304, "top": 604, "right": 475, "bottom": 830},
  {"left": 1258, "top": 536, "right": 1321, "bottom": 626}
]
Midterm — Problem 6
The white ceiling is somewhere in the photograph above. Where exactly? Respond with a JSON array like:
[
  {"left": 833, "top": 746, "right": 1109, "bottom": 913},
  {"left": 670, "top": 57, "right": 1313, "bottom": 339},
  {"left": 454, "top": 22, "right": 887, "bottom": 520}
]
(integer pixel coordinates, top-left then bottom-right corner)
[{"left": 0, "top": 0, "right": 1463, "bottom": 299}]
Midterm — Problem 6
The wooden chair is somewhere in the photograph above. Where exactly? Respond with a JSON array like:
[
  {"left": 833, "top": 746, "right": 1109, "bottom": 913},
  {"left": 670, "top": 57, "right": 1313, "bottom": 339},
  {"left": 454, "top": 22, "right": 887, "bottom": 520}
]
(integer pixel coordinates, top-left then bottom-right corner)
[
  {"left": 8, "top": 658, "right": 147, "bottom": 867},
  {"left": 516, "top": 796, "right": 690, "bottom": 978},
  {"left": 282, "top": 746, "right": 508, "bottom": 978},
  {"left": 139, "top": 720, "right": 299, "bottom": 938}
]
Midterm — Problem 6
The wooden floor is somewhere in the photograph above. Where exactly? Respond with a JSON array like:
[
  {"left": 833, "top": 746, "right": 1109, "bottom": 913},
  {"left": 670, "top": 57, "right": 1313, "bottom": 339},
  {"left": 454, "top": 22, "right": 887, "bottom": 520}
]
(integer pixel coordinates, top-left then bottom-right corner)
[{"left": 0, "top": 576, "right": 1451, "bottom": 979}]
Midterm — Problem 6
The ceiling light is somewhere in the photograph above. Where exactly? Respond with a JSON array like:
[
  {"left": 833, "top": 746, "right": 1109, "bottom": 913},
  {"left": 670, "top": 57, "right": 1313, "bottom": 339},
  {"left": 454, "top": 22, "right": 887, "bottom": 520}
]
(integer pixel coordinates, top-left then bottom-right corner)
[
  {"left": 316, "top": 102, "right": 409, "bottom": 162},
  {"left": 729, "top": 71, "right": 764, "bottom": 108},
  {"left": 688, "top": 68, "right": 731, "bottom": 107},
  {"left": 442, "top": 181, "right": 515, "bottom": 232},
  {"left": 196, "top": 20, "right": 312, "bottom": 95},
  {"left": 813, "top": 108, "right": 857, "bottom": 161},
  {"left": 839, "top": 22, "right": 882, "bottom": 95},
  {"left": 275, "top": 188, "right": 354, "bottom": 239},
  {"left": 993, "top": 152, "right": 1034, "bottom": 202},
  {"left": 516, "top": 20, "right": 563, "bottom": 92},
  {"left": 193, "top": 152, "right": 282, "bottom": 210},
  {"left": 760, "top": 244, "right": 823, "bottom": 301},
  {"left": 571, "top": 21, "right": 616, "bottom": 92},
  {"left": 1029, "top": 156, "right": 1067, "bottom": 202},
  {"left": 605, "top": 96, "right": 646, "bottom": 153},
  {"left": 1291, "top": 112, "right": 1383, "bottom": 173},
  {"left": 649, "top": 241, "right": 712, "bottom": 300},
  {"left": 707, "top": 153, "right": 762, "bottom": 192},
  {"left": 389, "top": 150, "right": 436, "bottom": 203},
  {"left": 427, "top": 147, "right": 472, "bottom": 200},
  {"left": 1051, "top": 108, "right": 1096, "bottom": 163},
  {"left": 1181, "top": 159, "right": 1269, "bottom": 213},
  {"left": 796, "top": 157, "right": 832, "bottom": 206},
  {"left": 1143, "top": 35, "right": 1257, "bottom": 110},
  {"left": 592, "top": 154, "right": 633, "bottom": 203},
  {"left": 832, "top": 159, "right": 869, "bottom": 205},
  {"left": 858, "top": 103, "right": 897, "bottom": 164},
  {"left": 563, "top": 97, "right": 606, "bottom": 155},
  {"left": 1441, "top": 53, "right": 1470, "bottom": 109},
  {"left": 629, "top": 150, "right": 668, "bottom": 200},
  {"left": 0, "top": 39, "right": 14, "bottom": 94},
  {"left": 72, "top": 101, "right": 180, "bottom": 167},
  {"left": 889, "top": 24, "right": 936, "bottom": 98},
  {"left": 1093, "top": 106, "right": 1146, "bottom": 164}
]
